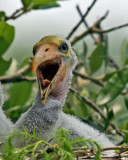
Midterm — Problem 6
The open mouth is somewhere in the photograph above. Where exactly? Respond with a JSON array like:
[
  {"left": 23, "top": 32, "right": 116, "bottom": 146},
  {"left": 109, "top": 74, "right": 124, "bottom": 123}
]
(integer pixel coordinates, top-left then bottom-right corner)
[
  {"left": 37, "top": 58, "right": 61, "bottom": 89},
  {"left": 36, "top": 57, "right": 65, "bottom": 104}
]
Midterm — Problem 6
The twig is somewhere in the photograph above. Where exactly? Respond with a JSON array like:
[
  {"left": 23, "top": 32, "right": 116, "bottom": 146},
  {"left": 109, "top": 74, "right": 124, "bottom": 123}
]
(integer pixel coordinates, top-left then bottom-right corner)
[
  {"left": 74, "top": 146, "right": 128, "bottom": 160},
  {"left": 70, "top": 11, "right": 128, "bottom": 45},
  {"left": 0, "top": 67, "right": 102, "bottom": 86},
  {"left": 77, "top": 154, "right": 128, "bottom": 160},
  {"left": 1, "top": 68, "right": 104, "bottom": 87},
  {"left": 67, "top": 0, "right": 98, "bottom": 39},
  {"left": 70, "top": 87, "right": 123, "bottom": 136},
  {"left": 0, "top": 76, "right": 36, "bottom": 84},
  {"left": 70, "top": 11, "right": 109, "bottom": 45},
  {"left": 3, "top": 7, "right": 30, "bottom": 21},
  {"left": 71, "top": 20, "right": 128, "bottom": 46},
  {"left": 0, "top": 65, "right": 32, "bottom": 83},
  {"left": 76, "top": 5, "right": 88, "bottom": 28},
  {"left": 102, "top": 146, "right": 128, "bottom": 151},
  {"left": 0, "top": 64, "right": 103, "bottom": 86},
  {"left": 76, "top": 5, "right": 100, "bottom": 44},
  {"left": 75, "top": 7, "right": 119, "bottom": 70},
  {"left": 93, "top": 11, "right": 109, "bottom": 27},
  {"left": 74, "top": 145, "right": 128, "bottom": 153},
  {"left": 70, "top": 27, "right": 91, "bottom": 45},
  {"left": 108, "top": 57, "right": 119, "bottom": 69},
  {"left": 73, "top": 70, "right": 104, "bottom": 86},
  {"left": 93, "top": 23, "right": 128, "bottom": 33},
  {"left": 70, "top": 87, "right": 107, "bottom": 119}
]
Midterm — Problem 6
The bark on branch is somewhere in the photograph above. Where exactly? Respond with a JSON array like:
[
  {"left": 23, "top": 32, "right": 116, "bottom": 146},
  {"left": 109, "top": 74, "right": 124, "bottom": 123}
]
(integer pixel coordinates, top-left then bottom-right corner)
[
  {"left": 3, "top": 7, "right": 30, "bottom": 21},
  {"left": 0, "top": 64, "right": 31, "bottom": 83},
  {"left": 70, "top": 11, "right": 128, "bottom": 46}
]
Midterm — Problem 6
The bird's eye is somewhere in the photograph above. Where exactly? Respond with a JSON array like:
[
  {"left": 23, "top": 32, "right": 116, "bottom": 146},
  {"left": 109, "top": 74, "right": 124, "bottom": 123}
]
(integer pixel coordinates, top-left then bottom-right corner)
[
  {"left": 33, "top": 47, "right": 36, "bottom": 55},
  {"left": 59, "top": 42, "right": 68, "bottom": 54}
]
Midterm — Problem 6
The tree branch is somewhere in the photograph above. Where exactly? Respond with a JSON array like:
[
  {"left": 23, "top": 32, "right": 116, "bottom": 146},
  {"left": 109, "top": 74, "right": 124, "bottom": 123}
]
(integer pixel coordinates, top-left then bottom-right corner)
[
  {"left": 0, "top": 76, "right": 36, "bottom": 83},
  {"left": 93, "top": 23, "right": 128, "bottom": 33},
  {"left": 1, "top": 67, "right": 104, "bottom": 87},
  {"left": 75, "top": 7, "right": 119, "bottom": 70},
  {"left": 3, "top": 7, "right": 30, "bottom": 21},
  {"left": 73, "top": 70, "right": 104, "bottom": 86},
  {"left": 70, "top": 88, "right": 107, "bottom": 119},
  {"left": 70, "top": 27, "right": 91, "bottom": 45},
  {"left": 67, "top": 0, "right": 98, "bottom": 39},
  {"left": 70, "top": 87, "right": 123, "bottom": 136},
  {"left": 70, "top": 11, "right": 128, "bottom": 46},
  {"left": 76, "top": 153, "right": 128, "bottom": 160},
  {"left": 102, "top": 146, "right": 128, "bottom": 151},
  {"left": 70, "top": 11, "right": 109, "bottom": 45},
  {"left": 0, "top": 64, "right": 31, "bottom": 83},
  {"left": 76, "top": 4, "right": 100, "bottom": 44}
]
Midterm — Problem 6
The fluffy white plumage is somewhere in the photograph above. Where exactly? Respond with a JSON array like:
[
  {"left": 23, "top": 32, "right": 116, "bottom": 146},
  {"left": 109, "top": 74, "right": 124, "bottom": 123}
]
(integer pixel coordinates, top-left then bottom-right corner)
[
  {"left": 0, "top": 83, "right": 13, "bottom": 141},
  {"left": 57, "top": 112, "right": 114, "bottom": 153}
]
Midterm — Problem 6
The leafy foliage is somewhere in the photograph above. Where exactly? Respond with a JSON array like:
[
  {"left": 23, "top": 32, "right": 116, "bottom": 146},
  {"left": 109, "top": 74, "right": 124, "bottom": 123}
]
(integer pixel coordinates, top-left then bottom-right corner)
[
  {"left": 0, "top": 128, "right": 101, "bottom": 160},
  {"left": 10, "top": 82, "right": 32, "bottom": 107},
  {"left": 89, "top": 43, "right": 105, "bottom": 74},
  {"left": 0, "top": 57, "right": 12, "bottom": 76},
  {"left": 0, "top": 21, "right": 15, "bottom": 56},
  {"left": 97, "top": 66, "right": 128, "bottom": 105},
  {"left": 121, "top": 39, "right": 128, "bottom": 65},
  {"left": 0, "top": 12, "right": 5, "bottom": 21},
  {"left": 21, "top": 0, "right": 60, "bottom": 10}
]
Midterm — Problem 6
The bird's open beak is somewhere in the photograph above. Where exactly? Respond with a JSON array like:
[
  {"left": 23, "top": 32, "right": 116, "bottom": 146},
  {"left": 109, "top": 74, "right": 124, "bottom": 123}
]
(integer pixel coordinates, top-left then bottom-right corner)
[{"left": 32, "top": 43, "right": 66, "bottom": 105}]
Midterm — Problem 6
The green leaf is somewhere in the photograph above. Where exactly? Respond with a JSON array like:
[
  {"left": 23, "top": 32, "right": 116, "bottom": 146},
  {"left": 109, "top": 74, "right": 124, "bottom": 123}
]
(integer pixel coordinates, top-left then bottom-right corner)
[
  {"left": 89, "top": 43, "right": 105, "bottom": 74},
  {"left": 18, "top": 57, "right": 33, "bottom": 76},
  {"left": 0, "top": 11, "right": 5, "bottom": 21},
  {"left": 2, "top": 137, "right": 16, "bottom": 160},
  {"left": 0, "top": 57, "right": 12, "bottom": 76},
  {"left": 95, "top": 150, "right": 101, "bottom": 160},
  {"left": 33, "top": 2, "right": 60, "bottom": 9},
  {"left": 97, "top": 66, "right": 128, "bottom": 105},
  {"left": 83, "top": 41, "right": 88, "bottom": 57},
  {"left": 102, "top": 70, "right": 117, "bottom": 81},
  {"left": 121, "top": 39, "right": 128, "bottom": 65},
  {"left": 0, "top": 21, "right": 15, "bottom": 56},
  {"left": 42, "top": 149, "right": 53, "bottom": 160},
  {"left": 124, "top": 94, "right": 128, "bottom": 110},
  {"left": 105, "top": 109, "right": 114, "bottom": 129},
  {"left": 76, "top": 95, "right": 89, "bottom": 118},
  {"left": 19, "top": 57, "right": 31, "bottom": 68},
  {"left": 9, "top": 81, "right": 32, "bottom": 107},
  {"left": 104, "top": 34, "right": 109, "bottom": 71},
  {"left": 32, "top": 0, "right": 59, "bottom": 9},
  {"left": 21, "top": 0, "right": 60, "bottom": 10},
  {"left": 21, "top": 0, "right": 34, "bottom": 8},
  {"left": 83, "top": 41, "right": 89, "bottom": 73},
  {"left": 116, "top": 113, "right": 128, "bottom": 127},
  {"left": 21, "top": 0, "right": 60, "bottom": 9}
]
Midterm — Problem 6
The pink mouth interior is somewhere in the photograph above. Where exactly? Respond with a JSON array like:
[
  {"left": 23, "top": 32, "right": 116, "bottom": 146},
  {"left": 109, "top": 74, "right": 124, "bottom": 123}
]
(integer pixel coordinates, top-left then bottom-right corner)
[
  {"left": 37, "top": 58, "right": 61, "bottom": 89},
  {"left": 43, "top": 79, "right": 51, "bottom": 87}
]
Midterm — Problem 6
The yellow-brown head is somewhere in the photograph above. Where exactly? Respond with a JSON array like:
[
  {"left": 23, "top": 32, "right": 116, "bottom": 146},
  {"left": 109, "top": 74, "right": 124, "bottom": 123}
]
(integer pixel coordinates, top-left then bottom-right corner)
[{"left": 32, "top": 35, "right": 77, "bottom": 105}]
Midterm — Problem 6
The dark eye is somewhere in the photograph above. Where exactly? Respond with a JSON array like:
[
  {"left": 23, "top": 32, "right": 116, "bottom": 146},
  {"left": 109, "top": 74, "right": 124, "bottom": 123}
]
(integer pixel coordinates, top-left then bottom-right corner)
[
  {"left": 33, "top": 47, "right": 36, "bottom": 55},
  {"left": 59, "top": 42, "right": 68, "bottom": 54}
]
